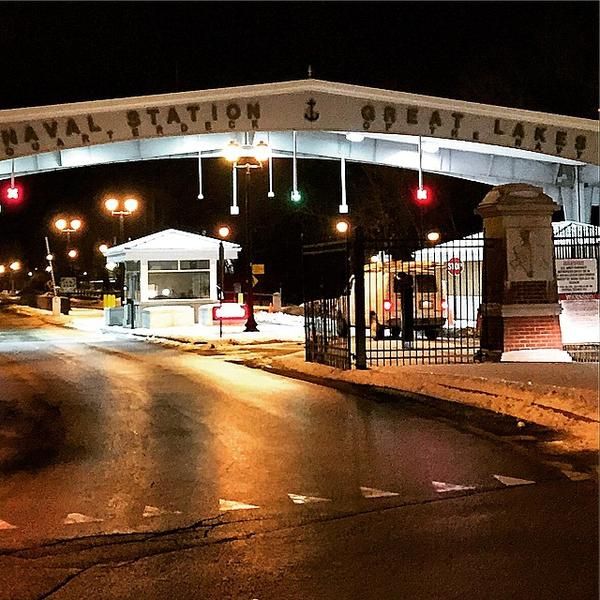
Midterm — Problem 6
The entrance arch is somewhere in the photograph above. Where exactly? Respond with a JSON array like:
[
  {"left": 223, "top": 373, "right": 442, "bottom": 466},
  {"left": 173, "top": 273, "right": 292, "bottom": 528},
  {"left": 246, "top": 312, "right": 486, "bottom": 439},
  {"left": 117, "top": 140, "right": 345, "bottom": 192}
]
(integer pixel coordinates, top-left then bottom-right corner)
[{"left": 1, "top": 79, "right": 598, "bottom": 221}]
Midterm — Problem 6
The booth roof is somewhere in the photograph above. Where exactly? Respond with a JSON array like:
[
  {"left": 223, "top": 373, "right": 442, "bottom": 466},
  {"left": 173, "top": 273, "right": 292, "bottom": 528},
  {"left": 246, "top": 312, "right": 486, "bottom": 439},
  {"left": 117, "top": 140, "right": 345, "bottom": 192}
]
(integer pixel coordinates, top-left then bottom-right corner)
[{"left": 102, "top": 229, "right": 241, "bottom": 260}]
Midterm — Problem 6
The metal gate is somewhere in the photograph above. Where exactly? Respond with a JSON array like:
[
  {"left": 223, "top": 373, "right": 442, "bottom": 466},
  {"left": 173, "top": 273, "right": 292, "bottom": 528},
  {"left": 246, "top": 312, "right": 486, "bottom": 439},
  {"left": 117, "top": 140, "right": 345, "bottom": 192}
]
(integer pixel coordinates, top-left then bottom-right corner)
[
  {"left": 362, "top": 236, "right": 485, "bottom": 366},
  {"left": 303, "top": 240, "right": 352, "bottom": 370}
]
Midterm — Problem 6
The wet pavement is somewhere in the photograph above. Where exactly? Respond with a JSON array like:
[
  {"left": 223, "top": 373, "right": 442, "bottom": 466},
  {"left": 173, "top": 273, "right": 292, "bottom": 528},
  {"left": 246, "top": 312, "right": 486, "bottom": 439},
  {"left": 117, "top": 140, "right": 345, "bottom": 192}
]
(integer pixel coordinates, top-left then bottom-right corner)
[{"left": 0, "top": 308, "right": 597, "bottom": 599}]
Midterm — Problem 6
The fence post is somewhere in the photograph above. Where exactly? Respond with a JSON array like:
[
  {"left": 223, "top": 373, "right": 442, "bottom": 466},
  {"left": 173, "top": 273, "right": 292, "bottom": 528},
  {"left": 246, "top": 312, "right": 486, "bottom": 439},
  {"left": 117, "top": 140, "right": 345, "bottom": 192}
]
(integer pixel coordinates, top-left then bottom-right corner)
[{"left": 352, "top": 226, "right": 367, "bottom": 369}]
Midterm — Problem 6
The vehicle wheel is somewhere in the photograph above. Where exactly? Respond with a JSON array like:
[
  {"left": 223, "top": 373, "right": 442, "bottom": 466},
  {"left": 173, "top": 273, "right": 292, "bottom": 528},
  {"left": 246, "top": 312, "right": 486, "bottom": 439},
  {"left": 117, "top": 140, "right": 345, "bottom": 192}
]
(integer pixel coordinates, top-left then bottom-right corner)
[
  {"left": 425, "top": 329, "right": 439, "bottom": 341},
  {"left": 390, "top": 326, "right": 401, "bottom": 339}
]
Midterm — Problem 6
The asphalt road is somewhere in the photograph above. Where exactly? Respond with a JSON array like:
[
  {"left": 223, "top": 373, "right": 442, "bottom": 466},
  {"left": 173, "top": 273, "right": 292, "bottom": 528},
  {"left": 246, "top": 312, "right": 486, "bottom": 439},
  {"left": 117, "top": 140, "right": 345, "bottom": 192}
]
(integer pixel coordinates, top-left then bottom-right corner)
[{"left": 0, "top": 308, "right": 597, "bottom": 599}]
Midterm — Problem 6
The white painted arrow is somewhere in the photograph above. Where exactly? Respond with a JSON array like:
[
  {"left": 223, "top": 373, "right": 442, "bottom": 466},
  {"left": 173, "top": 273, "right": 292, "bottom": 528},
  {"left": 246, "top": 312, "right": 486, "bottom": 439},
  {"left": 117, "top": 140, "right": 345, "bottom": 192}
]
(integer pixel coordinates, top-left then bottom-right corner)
[
  {"left": 432, "top": 481, "right": 476, "bottom": 493},
  {"left": 142, "top": 505, "right": 183, "bottom": 518},
  {"left": 360, "top": 486, "right": 399, "bottom": 499},
  {"left": 561, "top": 470, "right": 591, "bottom": 482},
  {"left": 288, "top": 493, "right": 331, "bottom": 505},
  {"left": 219, "top": 499, "right": 259, "bottom": 512},
  {"left": 0, "top": 519, "right": 17, "bottom": 531},
  {"left": 63, "top": 512, "right": 103, "bottom": 525},
  {"left": 493, "top": 474, "right": 536, "bottom": 487}
]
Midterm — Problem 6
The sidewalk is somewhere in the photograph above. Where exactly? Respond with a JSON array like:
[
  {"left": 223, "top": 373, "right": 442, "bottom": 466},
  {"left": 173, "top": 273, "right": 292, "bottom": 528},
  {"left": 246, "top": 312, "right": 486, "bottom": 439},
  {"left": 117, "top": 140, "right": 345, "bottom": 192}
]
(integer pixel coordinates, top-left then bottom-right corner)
[{"left": 7, "top": 305, "right": 599, "bottom": 457}]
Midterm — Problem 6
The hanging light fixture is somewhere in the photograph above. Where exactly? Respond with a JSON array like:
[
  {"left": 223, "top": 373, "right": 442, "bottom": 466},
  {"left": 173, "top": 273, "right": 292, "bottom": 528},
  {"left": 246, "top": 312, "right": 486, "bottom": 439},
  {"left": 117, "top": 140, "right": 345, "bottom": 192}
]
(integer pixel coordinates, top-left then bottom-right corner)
[
  {"left": 339, "top": 157, "right": 349, "bottom": 214},
  {"left": 267, "top": 133, "right": 275, "bottom": 198},
  {"left": 230, "top": 165, "right": 239, "bottom": 215},
  {"left": 197, "top": 150, "right": 204, "bottom": 200},
  {"left": 290, "top": 131, "right": 301, "bottom": 202}
]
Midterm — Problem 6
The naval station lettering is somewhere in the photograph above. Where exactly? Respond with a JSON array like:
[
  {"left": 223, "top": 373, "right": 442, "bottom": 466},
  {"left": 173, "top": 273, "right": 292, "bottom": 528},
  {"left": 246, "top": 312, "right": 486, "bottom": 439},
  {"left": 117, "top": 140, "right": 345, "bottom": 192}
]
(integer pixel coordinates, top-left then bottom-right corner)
[
  {"left": 125, "top": 102, "right": 261, "bottom": 137},
  {"left": 0, "top": 101, "right": 261, "bottom": 156}
]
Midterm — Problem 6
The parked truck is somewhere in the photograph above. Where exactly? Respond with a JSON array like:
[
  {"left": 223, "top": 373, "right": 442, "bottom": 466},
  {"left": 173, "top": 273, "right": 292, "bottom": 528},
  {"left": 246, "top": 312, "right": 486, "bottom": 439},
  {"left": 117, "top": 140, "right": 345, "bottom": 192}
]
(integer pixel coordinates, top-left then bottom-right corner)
[{"left": 351, "top": 259, "right": 448, "bottom": 340}]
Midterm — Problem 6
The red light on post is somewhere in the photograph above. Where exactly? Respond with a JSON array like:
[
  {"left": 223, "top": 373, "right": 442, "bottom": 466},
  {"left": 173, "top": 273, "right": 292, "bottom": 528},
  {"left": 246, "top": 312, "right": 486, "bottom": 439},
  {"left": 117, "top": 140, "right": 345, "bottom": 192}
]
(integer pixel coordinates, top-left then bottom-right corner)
[
  {"left": 414, "top": 186, "right": 431, "bottom": 205},
  {"left": 4, "top": 182, "right": 23, "bottom": 204}
]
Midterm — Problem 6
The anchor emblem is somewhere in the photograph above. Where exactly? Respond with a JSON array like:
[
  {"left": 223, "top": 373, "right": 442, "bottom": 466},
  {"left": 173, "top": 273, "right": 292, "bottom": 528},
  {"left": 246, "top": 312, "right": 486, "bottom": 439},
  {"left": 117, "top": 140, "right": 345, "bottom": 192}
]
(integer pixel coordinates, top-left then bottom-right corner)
[{"left": 304, "top": 98, "right": 320, "bottom": 122}]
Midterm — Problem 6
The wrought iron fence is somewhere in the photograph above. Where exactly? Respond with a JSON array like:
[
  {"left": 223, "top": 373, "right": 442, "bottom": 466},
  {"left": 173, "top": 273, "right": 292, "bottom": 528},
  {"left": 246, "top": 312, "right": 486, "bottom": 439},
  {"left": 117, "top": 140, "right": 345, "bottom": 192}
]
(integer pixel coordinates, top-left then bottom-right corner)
[
  {"left": 361, "top": 236, "right": 484, "bottom": 366},
  {"left": 303, "top": 240, "right": 352, "bottom": 370}
]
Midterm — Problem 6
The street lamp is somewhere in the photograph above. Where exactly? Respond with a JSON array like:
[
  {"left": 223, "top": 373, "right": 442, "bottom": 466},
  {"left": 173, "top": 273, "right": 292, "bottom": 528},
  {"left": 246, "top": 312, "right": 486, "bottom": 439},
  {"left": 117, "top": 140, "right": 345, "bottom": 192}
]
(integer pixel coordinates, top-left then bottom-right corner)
[
  {"left": 335, "top": 219, "right": 350, "bottom": 235},
  {"left": 9, "top": 260, "right": 20, "bottom": 293},
  {"left": 54, "top": 216, "right": 83, "bottom": 248},
  {"left": 104, "top": 196, "right": 139, "bottom": 243},
  {"left": 224, "top": 138, "right": 270, "bottom": 332}
]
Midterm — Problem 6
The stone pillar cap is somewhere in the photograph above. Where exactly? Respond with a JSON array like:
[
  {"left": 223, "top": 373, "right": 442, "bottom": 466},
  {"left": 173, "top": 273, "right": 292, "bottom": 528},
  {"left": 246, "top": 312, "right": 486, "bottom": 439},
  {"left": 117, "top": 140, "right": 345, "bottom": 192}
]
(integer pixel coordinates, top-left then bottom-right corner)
[{"left": 476, "top": 183, "right": 559, "bottom": 217}]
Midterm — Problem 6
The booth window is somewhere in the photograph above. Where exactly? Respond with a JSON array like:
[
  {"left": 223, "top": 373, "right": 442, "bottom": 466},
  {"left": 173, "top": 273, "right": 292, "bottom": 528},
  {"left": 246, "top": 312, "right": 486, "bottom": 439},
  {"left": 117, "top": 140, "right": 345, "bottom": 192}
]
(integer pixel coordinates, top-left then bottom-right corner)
[{"left": 148, "top": 260, "right": 210, "bottom": 300}]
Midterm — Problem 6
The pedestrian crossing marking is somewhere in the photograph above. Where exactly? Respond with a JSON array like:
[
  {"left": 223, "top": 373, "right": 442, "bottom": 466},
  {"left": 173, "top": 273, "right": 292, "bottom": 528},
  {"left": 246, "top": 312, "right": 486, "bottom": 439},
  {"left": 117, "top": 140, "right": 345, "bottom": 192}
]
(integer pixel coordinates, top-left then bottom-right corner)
[
  {"left": 360, "top": 486, "right": 399, "bottom": 499},
  {"left": 63, "top": 512, "right": 103, "bottom": 525},
  {"left": 493, "top": 475, "right": 535, "bottom": 487},
  {"left": 288, "top": 493, "right": 331, "bottom": 505},
  {"left": 561, "top": 470, "right": 591, "bottom": 481},
  {"left": 143, "top": 505, "right": 182, "bottom": 518},
  {"left": 219, "top": 499, "right": 259, "bottom": 511},
  {"left": 432, "top": 481, "right": 476, "bottom": 493}
]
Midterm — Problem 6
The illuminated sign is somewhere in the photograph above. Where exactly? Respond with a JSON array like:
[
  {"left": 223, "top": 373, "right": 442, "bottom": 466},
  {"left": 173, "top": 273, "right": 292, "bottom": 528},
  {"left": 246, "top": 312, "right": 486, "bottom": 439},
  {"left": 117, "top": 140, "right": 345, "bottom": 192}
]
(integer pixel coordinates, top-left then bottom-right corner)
[{"left": 212, "top": 303, "right": 248, "bottom": 320}]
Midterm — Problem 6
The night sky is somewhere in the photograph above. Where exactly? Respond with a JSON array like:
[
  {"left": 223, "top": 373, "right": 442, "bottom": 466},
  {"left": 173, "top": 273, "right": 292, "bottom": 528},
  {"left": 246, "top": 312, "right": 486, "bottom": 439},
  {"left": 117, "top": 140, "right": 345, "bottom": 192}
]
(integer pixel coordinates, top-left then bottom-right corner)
[{"left": 0, "top": 2, "right": 598, "bottom": 302}]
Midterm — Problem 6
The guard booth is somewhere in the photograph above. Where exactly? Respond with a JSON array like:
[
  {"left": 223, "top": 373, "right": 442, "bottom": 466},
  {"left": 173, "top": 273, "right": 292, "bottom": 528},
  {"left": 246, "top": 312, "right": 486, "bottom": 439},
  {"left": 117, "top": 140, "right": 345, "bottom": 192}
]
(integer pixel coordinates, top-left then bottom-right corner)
[{"left": 102, "top": 229, "right": 241, "bottom": 328}]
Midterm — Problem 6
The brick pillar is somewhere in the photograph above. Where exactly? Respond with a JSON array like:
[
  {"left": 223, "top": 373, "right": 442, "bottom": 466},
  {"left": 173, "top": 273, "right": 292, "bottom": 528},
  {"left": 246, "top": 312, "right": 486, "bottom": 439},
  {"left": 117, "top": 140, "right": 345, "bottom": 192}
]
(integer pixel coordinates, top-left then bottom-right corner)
[{"left": 476, "top": 184, "right": 571, "bottom": 362}]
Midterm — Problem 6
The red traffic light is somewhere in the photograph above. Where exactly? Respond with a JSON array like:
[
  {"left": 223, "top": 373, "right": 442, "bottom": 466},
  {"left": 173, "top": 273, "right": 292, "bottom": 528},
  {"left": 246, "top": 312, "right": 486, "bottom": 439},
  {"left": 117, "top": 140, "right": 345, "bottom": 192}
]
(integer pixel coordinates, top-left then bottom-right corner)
[{"left": 414, "top": 185, "right": 432, "bottom": 205}]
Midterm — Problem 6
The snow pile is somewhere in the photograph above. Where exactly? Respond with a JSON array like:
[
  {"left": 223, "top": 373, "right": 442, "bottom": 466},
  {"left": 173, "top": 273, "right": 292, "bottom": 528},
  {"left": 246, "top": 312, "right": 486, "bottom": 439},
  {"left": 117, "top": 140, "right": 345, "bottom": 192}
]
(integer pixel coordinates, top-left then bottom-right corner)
[{"left": 267, "top": 354, "right": 599, "bottom": 455}]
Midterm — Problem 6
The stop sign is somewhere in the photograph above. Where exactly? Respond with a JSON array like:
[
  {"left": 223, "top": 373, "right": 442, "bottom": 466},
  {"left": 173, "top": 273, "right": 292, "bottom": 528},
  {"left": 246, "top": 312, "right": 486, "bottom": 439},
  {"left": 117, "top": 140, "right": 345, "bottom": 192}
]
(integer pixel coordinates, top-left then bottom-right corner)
[{"left": 447, "top": 257, "right": 463, "bottom": 275}]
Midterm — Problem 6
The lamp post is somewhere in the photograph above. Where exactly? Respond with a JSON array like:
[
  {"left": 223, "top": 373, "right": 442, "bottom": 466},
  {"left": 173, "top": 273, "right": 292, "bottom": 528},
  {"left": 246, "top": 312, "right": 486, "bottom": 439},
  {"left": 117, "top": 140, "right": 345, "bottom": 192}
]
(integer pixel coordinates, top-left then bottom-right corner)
[
  {"left": 9, "top": 260, "right": 21, "bottom": 293},
  {"left": 217, "top": 225, "right": 231, "bottom": 339},
  {"left": 224, "top": 138, "right": 270, "bottom": 333},
  {"left": 104, "top": 197, "right": 138, "bottom": 302},
  {"left": 104, "top": 197, "right": 139, "bottom": 243},
  {"left": 54, "top": 217, "right": 83, "bottom": 276}
]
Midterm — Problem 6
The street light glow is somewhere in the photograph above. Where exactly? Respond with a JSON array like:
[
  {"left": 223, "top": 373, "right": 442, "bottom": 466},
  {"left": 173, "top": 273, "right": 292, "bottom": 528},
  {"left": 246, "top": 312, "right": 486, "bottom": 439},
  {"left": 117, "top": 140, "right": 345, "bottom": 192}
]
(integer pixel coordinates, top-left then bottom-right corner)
[
  {"left": 336, "top": 220, "right": 350, "bottom": 234},
  {"left": 104, "top": 197, "right": 119, "bottom": 212},
  {"left": 55, "top": 218, "right": 67, "bottom": 231},
  {"left": 70, "top": 218, "right": 82, "bottom": 230},
  {"left": 124, "top": 198, "right": 139, "bottom": 213},
  {"left": 67, "top": 249, "right": 78, "bottom": 259},
  {"left": 253, "top": 140, "right": 271, "bottom": 162},
  {"left": 426, "top": 230, "right": 441, "bottom": 243},
  {"left": 9, "top": 261, "right": 21, "bottom": 271},
  {"left": 0, "top": 265, "right": 5, "bottom": 274},
  {"left": 223, "top": 140, "right": 242, "bottom": 162},
  {"left": 98, "top": 244, "right": 109, "bottom": 254},
  {"left": 46, "top": 253, "right": 54, "bottom": 261},
  {"left": 218, "top": 225, "right": 231, "bottom": 238}
]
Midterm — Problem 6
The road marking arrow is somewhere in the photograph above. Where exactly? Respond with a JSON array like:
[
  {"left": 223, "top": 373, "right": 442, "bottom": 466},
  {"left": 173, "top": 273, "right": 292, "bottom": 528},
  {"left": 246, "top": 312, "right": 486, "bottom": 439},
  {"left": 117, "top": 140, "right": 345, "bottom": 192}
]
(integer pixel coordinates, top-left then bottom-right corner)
[
  {"left": 288, "top": 493, "right": 331, "bottom": 505},
  {"left": 63, "top": 512, "right": 103, "bottom": 525},
  {"left": 493, "top": 475, "right": 536, "bottom": 487},
  {"left": 432, "top": 481, "right": 476, "bottom": 493},
  {"left": 219, "top": 499, "right": 259, "bottom": 512},
  {"left": 360, "top": 486, "right": 399, "bottom": 499},
  {"left": 0, "top": 519, "right": 17, "bottom": 530},
  {"left": 142, "top": 505, "right": 183, "bottom": 518}
]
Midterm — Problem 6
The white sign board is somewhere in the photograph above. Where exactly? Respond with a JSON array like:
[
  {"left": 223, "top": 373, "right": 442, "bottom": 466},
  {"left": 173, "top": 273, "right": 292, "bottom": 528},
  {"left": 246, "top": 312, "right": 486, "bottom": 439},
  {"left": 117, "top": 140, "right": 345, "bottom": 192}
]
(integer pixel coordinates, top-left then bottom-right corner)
[
  {"left": 60, "top": 277, "right": 77, "bottom": 292},
  {"left": 556, "top": 259, "right": 598, "bottom": 294}
]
